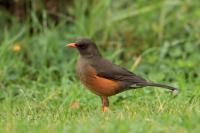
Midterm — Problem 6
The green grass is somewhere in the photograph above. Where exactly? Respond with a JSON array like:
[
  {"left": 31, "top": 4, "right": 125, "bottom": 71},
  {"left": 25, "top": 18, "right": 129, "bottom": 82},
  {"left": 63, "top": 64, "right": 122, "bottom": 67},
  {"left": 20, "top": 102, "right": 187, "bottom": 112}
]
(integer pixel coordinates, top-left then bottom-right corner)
[{"left": 0, "top": 0, "right": 200, "bottom": 132}]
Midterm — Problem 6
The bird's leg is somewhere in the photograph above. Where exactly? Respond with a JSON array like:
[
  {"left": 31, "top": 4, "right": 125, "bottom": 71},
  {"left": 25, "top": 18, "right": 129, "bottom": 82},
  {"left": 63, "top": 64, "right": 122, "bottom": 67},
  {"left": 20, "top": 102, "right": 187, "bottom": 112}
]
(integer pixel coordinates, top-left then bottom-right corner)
[{"left": 101, "top": 96, "right": 109, "bottom": 112}]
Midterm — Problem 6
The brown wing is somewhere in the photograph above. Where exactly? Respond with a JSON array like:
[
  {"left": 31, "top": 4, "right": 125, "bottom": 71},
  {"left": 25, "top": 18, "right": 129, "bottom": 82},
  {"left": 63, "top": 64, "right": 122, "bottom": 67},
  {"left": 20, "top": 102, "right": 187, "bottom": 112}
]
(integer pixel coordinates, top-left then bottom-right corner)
[{"left": 90, "top": 58, "right": 147, "bottom": 89}]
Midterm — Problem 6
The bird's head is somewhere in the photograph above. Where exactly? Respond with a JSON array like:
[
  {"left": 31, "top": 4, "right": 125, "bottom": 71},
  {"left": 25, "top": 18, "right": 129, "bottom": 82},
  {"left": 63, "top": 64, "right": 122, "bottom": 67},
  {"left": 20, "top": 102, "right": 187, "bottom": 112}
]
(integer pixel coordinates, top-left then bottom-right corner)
[{"left": 66, "top": 38, "right": 101, "bottom": 58}]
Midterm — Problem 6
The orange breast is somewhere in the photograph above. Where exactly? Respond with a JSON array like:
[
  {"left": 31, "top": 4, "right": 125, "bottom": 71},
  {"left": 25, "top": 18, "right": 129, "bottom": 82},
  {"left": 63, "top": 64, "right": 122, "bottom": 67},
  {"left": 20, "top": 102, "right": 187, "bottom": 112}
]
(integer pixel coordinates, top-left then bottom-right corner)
[
  {"left": 85, "top": 75, "right": 119, "bottom": 96},
  {"left": 76, "top": 59, "right": 119, "bottom": 96}
]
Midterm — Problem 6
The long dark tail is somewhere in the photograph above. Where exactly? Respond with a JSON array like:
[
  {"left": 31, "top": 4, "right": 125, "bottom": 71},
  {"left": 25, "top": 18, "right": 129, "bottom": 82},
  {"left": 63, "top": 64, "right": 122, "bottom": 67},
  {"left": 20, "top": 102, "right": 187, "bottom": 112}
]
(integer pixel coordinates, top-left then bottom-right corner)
[{"left": 136, "top": 82, "right": 178, "bottom": 92}]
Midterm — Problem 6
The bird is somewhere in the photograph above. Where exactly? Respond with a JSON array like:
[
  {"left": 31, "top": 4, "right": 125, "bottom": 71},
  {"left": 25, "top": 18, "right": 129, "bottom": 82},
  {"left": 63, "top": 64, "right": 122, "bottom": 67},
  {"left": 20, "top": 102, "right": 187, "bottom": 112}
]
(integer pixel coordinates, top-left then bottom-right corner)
[{"left": 66, "top": 38, "right": 178, "bottom": 112}]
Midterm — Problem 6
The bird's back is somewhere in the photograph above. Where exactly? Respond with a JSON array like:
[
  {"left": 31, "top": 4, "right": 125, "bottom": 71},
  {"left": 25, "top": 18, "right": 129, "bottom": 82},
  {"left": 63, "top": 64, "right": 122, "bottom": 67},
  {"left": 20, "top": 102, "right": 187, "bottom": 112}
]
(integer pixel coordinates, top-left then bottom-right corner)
[{"left": 89, "top": 57, "right": 148, "bottom": 91}]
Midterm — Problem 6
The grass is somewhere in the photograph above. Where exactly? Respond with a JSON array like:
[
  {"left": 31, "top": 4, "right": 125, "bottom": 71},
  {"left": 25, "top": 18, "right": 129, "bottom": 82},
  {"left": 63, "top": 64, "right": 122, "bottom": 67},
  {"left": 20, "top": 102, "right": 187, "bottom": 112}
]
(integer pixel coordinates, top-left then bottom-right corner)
[{"left": 0, "top": 0, "right": 200, "bottom": 132}]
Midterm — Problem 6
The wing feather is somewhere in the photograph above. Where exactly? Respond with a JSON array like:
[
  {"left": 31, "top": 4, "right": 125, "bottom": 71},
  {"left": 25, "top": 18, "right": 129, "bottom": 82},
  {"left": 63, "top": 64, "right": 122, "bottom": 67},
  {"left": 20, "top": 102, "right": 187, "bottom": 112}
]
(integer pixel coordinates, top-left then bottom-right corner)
[{"left": 91, "top": 58, "right": 146, "bottom": 83}]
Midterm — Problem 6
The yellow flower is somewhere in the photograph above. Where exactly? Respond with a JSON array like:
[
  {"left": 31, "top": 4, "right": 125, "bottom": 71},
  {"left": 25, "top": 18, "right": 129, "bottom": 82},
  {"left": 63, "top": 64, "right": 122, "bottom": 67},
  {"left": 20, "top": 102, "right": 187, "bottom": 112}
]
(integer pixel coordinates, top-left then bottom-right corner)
[{"left": 12, "top": 43, "right": 21, "bottom": 52}]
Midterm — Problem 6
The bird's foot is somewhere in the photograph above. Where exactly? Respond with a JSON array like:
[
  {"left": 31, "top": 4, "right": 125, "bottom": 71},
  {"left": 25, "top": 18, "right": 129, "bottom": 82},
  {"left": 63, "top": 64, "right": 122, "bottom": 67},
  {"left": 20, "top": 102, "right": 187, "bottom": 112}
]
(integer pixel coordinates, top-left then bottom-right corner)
[{"left": 102, "top": 106, "right": 108, "bottom": 112}]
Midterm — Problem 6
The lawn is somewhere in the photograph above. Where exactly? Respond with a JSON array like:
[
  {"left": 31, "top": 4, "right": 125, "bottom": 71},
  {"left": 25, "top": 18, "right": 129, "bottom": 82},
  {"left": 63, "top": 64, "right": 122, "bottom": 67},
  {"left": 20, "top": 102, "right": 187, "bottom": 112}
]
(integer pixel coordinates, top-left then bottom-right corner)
[{"left": 0, "top": 0, "right": 200, "bottom": 133}]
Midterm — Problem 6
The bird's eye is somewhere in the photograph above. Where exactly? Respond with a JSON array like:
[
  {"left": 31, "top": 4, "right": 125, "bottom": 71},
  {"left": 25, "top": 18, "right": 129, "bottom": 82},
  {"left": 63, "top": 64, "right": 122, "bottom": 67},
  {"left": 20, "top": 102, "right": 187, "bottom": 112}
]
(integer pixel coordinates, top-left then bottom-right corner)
[{"left": 78, "top": 44, "right": 87, "bottom": 49}]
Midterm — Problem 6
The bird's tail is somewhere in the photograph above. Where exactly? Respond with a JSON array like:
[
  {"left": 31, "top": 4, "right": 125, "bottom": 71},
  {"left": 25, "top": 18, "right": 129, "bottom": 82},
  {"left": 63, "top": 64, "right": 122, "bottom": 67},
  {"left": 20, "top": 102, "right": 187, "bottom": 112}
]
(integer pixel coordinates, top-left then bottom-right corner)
[{"left": 136, "top": 82, "right": 178, "bottom": 93}]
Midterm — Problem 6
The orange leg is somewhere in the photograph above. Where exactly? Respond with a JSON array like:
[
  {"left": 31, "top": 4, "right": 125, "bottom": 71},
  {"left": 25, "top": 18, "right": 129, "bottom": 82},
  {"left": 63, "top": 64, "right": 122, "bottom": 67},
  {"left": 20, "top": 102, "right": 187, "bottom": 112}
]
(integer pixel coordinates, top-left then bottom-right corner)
[{"left": 101, "top": 96, "right": 109, "bottom": 112}]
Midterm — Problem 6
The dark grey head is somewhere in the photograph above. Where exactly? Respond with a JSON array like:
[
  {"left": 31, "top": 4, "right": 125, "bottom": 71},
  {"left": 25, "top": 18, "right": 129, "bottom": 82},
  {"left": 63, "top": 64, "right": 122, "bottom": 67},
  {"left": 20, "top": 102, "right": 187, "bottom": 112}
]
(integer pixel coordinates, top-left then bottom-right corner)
[{"left": 67, "top": 38, "right": 101, "bottom": 58}]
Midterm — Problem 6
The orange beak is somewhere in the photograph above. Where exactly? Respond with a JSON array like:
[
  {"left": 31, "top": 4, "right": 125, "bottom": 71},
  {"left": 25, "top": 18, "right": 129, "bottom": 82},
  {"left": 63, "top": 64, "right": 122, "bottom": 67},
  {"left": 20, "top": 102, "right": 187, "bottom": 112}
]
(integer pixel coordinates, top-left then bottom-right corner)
[{"left": 66, "top": 43, "right": 76, "bottom": 48}]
